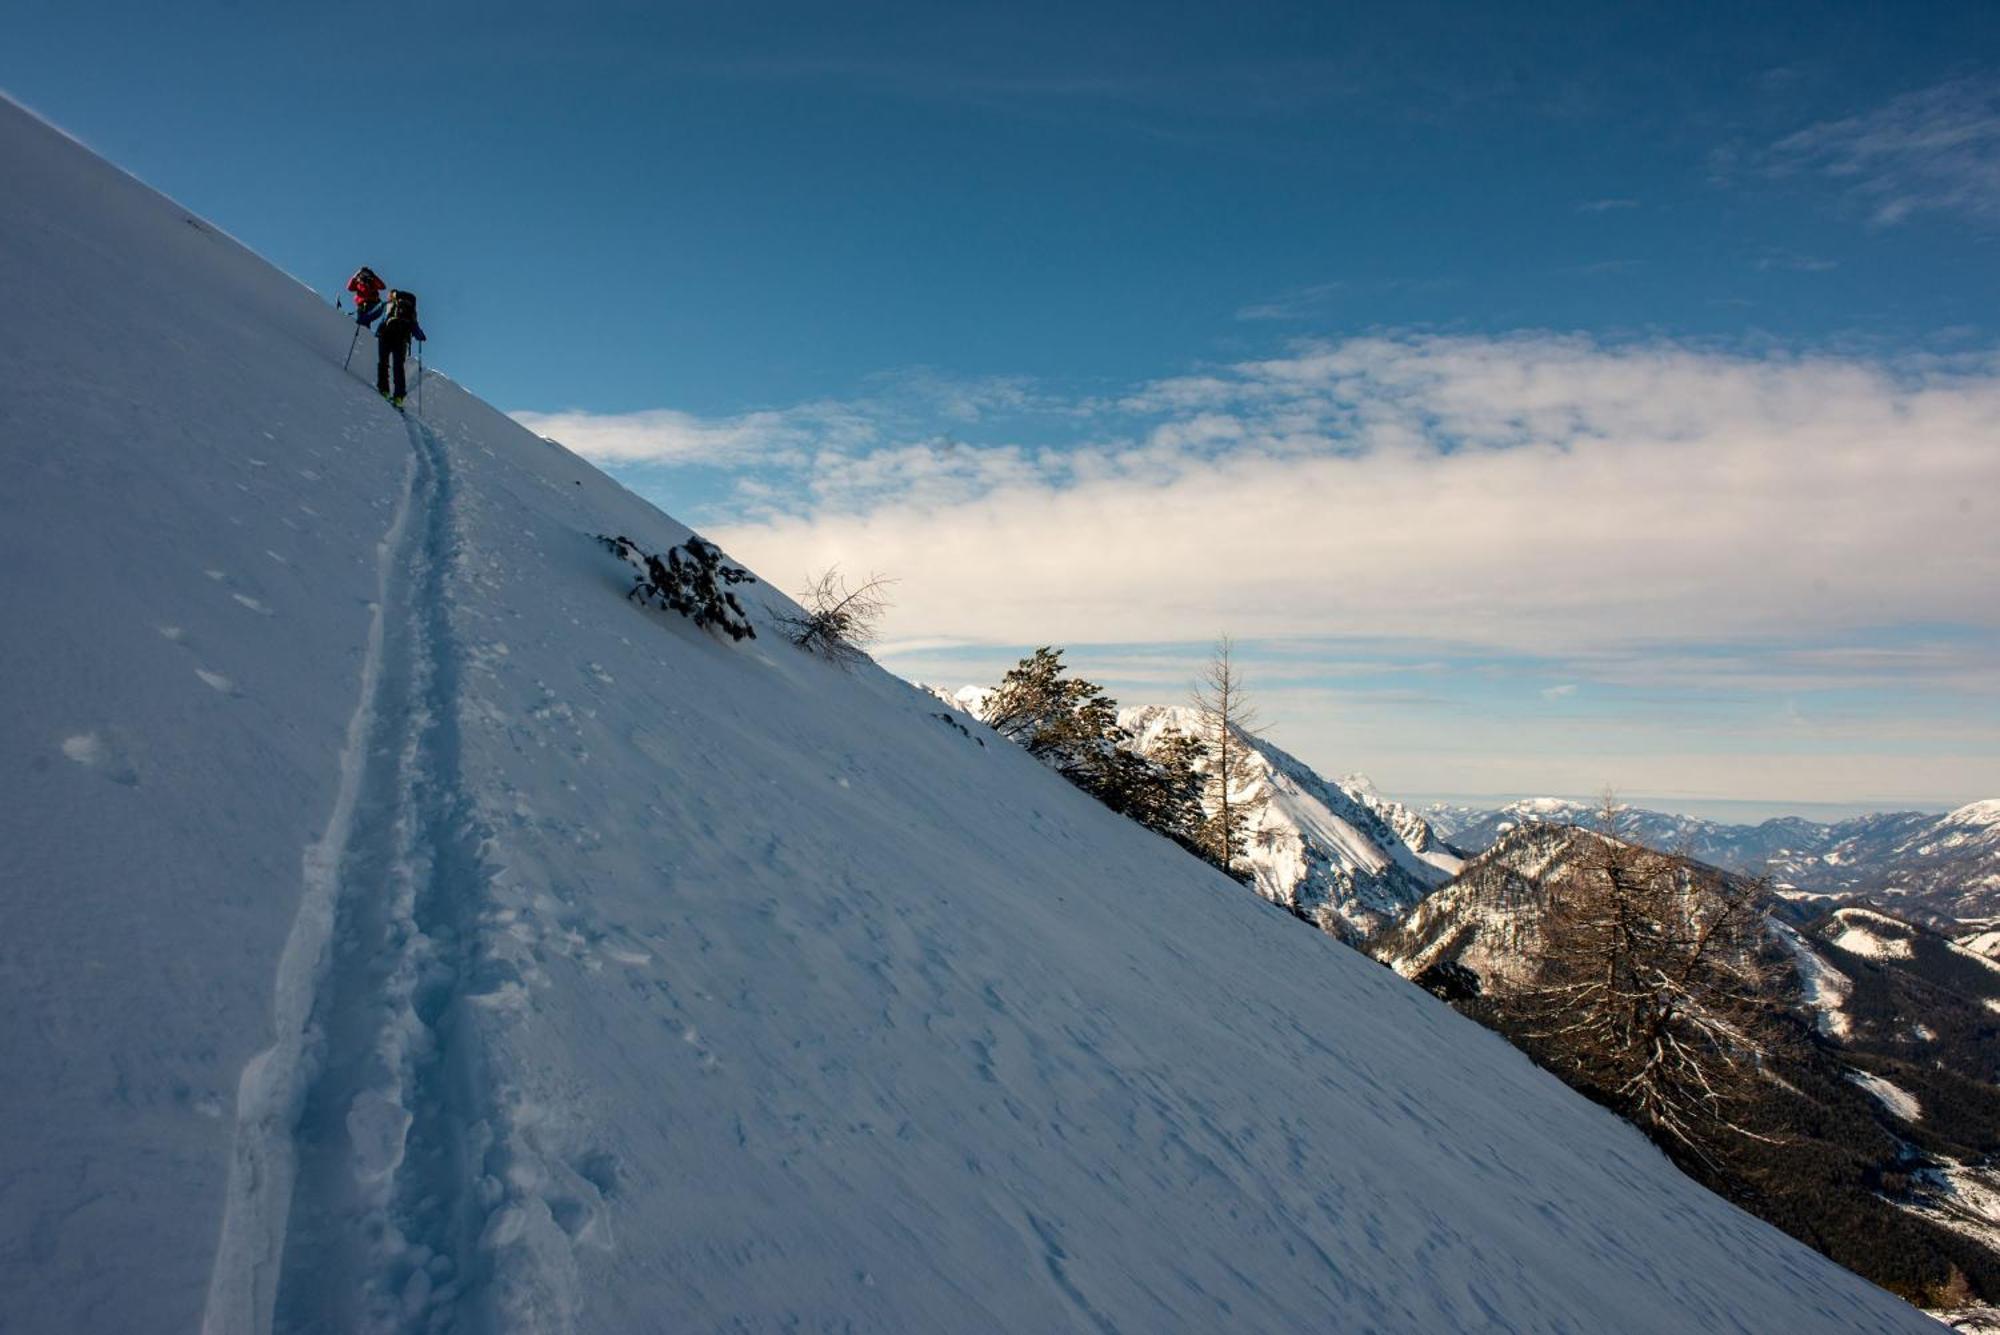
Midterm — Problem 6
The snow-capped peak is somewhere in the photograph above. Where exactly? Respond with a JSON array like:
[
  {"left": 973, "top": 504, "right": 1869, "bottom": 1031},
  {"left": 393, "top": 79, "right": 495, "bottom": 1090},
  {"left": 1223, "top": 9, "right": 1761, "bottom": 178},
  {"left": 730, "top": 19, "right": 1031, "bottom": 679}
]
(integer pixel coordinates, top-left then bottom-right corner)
[{"left": 1948, "top": 798, "right": 2000, "bottom": 828}]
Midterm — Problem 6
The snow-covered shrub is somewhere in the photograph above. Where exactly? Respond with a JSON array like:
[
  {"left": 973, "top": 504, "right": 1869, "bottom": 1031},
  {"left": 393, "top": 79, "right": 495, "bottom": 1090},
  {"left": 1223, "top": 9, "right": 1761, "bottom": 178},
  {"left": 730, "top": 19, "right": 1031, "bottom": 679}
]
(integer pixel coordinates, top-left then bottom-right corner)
[{"left": 598, "top": 533, "right": 758, "bottom": 641}]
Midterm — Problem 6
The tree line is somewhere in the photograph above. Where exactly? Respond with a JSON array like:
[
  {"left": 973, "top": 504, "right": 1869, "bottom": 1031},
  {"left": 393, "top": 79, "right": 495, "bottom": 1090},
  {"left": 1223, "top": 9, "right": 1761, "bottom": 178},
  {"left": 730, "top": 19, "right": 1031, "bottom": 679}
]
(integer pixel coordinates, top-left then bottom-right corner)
[{"left": 973, "top": 639, "right": 1266, "bottom": 883}]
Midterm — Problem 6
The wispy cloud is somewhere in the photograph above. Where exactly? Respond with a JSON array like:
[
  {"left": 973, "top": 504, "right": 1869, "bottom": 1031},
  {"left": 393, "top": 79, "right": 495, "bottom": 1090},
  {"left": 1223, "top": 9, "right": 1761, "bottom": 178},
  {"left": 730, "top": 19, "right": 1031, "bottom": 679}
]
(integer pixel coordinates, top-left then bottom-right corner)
[
  {"left": 1561, "top": 258, "right": 1645, "bottom": 277},
  {"left": 1233, "top": 276, "right": 1460, "bottom": 322},
  {"left": 512, "top": 369, "right": 1060, "bottom": 477},
  {"left": 1575, "top": 197, "right": 1638, "bottom": 213},
  {"left": 1235, "top": 280, "right": 1346, "bottom": 322},
  {"left": 1753, "top": 248, "right": 1838, "bottom": 272},
  {"left": 1762, "top": 75, "right": 2000, "bottom": 225}
]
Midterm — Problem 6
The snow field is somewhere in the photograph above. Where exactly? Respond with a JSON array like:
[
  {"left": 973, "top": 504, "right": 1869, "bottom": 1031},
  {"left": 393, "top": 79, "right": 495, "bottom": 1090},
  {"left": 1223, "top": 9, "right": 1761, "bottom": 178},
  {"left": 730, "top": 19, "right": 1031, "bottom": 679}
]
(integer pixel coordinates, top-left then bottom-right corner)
[
  {"left": 1828, "top": 908, "right": 1920, "bottom": 960},
  {"left": 1844, "top": 1070, "right": 1923, "bottom": 1124},
  {"left": 1772, "top": 921, "right": 1857, "bottom": 1040}
]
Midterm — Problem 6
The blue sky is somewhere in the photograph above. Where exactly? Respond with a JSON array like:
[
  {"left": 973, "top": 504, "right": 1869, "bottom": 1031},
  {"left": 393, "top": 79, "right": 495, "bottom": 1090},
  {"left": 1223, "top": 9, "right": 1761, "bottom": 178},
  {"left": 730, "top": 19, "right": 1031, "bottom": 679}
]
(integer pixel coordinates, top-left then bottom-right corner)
[{"left": 8, "top": 1, "right": 1999, "bottom": 814}]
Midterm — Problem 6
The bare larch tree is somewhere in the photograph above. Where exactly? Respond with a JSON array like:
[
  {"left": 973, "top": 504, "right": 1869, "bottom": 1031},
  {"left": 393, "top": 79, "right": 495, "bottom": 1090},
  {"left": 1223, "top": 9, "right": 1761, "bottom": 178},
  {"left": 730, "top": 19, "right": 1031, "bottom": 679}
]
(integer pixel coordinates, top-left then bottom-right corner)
[
  {"left": 1506, "top": 796, "right": 1791, "bottom": 1158},
  {"left": 1190, "top": 636, "right": 1264, "bottom": 880}
]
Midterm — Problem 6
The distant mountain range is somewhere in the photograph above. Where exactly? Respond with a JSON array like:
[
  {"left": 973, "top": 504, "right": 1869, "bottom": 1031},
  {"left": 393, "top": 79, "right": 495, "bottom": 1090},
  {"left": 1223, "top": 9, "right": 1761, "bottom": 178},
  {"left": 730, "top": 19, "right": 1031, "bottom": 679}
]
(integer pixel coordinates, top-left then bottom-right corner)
[{"left": 1423, "top": 797, "right": 2000, "bottom": 923}]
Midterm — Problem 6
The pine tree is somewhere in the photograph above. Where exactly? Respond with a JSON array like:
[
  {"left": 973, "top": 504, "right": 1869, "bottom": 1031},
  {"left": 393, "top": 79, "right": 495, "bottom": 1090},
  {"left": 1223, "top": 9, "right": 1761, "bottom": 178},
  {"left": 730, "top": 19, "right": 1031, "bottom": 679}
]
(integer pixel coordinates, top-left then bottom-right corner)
[
  {"left": 983, "top": 647, "right": 1118, "bottom": 778},
  {"left": 980, "top": 649, "right": 1205, "bottom": 850}
]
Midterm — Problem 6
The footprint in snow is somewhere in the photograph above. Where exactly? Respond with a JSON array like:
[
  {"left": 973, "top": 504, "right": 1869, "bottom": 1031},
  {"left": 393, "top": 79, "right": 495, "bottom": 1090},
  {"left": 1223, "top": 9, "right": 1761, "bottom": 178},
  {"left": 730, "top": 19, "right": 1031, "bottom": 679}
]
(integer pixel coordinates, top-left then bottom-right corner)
[
  {"left": 61, "top": 732, "right": 140, "bottom": 786},
  {"left": 346, "top": 1090, "right": 412, "bottom": 1182}
]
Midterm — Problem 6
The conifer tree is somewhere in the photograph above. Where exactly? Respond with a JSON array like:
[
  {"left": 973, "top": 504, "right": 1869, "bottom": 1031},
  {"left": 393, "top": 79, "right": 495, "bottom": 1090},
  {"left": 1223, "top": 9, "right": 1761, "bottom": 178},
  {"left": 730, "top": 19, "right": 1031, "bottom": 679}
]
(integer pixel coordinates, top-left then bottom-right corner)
[
  {"left": 983, "top": 647, "right": 1118, "bottom": 778},
  {"left": 979, "top": 649, "right": 1206, "bottom": 850}
]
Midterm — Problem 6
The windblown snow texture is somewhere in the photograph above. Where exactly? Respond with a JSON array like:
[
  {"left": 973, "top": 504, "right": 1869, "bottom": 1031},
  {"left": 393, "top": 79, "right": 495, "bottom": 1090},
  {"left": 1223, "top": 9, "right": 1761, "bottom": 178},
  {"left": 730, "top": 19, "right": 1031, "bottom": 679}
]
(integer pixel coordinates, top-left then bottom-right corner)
[{"left": 0, "top": 95, "right": 1939, "bottom": 1333}]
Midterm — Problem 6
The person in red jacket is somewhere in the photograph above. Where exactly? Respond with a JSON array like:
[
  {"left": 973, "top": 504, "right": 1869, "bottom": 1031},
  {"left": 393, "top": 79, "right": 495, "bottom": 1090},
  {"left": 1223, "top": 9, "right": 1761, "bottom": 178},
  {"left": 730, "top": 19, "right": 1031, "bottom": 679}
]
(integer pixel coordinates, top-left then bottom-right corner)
[{"left": 346, "top": 266, "right": 386, "bottom": 327}]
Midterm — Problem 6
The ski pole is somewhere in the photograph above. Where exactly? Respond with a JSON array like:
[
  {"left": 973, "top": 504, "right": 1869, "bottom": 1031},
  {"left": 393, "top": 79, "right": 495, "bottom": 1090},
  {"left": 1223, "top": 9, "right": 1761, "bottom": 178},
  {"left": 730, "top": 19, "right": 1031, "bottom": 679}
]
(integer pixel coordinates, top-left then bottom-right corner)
[
  {"left": 343, "top": 320, "right": 361, "bottom": 372},
  {"left": 416, "top": 342, "right": 424, "bottom": 417}
]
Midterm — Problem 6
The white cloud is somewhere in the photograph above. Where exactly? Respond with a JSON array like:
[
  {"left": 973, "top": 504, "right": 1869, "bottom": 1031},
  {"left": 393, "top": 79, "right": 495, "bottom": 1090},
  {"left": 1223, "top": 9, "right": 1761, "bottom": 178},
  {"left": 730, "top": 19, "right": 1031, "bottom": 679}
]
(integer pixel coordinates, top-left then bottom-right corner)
[
  {"left": 697, "top": 334, "right": 2000, "bottom": 662},
  {"left": 1541, "top": 683, "right": 1579, "bottom": 700},
  {"left": 1765, "top": 76, "right": 2000, "bottom": 225}
]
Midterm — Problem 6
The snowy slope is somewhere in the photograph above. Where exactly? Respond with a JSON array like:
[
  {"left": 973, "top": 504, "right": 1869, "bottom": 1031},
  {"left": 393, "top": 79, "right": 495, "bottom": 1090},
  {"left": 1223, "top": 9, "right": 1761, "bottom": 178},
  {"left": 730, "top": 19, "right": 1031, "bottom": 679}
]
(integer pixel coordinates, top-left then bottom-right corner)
[{"left": 0, "top": 97, "right": 1942, "bottom": 1334}]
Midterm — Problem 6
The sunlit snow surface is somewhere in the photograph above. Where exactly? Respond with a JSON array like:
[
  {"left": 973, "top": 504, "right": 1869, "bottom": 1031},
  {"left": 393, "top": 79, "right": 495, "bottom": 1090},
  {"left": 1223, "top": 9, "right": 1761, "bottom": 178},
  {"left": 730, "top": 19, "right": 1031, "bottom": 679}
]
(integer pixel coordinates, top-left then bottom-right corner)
[
  {"left": 1827, "top": 907, "right": 1921, "bottom": 960},
  {"left": 1845, "top": 1070, "right": 1923, "bottom": 1124},
  {"left": 0, "top": 96, "right": 1941, "bottom": 1333},
  {"left": 1772, "top": 922, "right": 1857, "bottom": 1040}
]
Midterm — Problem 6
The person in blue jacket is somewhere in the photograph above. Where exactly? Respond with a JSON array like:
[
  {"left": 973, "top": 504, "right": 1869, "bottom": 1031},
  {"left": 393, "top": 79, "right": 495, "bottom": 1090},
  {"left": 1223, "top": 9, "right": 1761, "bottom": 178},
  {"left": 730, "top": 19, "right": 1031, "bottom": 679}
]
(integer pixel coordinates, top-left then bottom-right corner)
[{"left": 375, "top": 289, "right": 426, "bottom": 407}]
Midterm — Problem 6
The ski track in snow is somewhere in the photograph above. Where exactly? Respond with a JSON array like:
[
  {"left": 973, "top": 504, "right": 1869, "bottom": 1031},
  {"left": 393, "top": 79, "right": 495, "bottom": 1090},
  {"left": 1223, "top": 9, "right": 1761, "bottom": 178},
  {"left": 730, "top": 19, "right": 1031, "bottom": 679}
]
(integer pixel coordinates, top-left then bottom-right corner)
[{"left": 206, "top": 415, "right": 508, "bottom": 1335}]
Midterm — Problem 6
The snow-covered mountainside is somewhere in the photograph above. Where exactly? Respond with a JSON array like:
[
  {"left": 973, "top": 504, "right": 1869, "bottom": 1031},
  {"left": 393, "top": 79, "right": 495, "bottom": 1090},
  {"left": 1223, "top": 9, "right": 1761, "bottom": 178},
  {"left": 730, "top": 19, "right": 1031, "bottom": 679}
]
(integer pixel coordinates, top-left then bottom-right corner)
[
  {"left": 1959, "top": 919, "right": 2000, "bottom": 961},
  {"left": 1805, "top": 909, "right": 2000, "bottom": 1075},
  {"left": 1120, "top": 706, "right": 1462, "bottom": 938},
  {"left": 1790, "top": 802, "right": 2000, "bottom": 918},
  {"left": 1425, "top": 798, "right": 2000, "bottom": 923},
  {"left": 0, "top": 97, "right": 1945, "bottom": 1333},
  {"left": 1373, "top": 823, "right": 1597, "bottom": 989}
]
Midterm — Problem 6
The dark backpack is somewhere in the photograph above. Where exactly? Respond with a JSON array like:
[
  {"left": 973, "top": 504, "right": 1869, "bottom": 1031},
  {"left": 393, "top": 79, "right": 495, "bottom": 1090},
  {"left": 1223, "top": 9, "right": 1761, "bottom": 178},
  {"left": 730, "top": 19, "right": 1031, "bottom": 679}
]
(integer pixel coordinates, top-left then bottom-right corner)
[{"left": 385, "top": 289, "right": 418, "bottom": 325}]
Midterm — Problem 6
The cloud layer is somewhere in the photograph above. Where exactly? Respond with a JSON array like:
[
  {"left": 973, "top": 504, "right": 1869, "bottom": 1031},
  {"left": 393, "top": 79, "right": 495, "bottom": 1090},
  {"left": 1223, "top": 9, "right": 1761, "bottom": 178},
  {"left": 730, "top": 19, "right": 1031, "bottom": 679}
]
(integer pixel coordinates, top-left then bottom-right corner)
[
  {"left": 593, "top": 334, "right": 1999, "bottom": 656},
  {"left": 515, "top": 333, "right": 2000, "bottom": 804}
]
